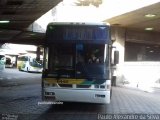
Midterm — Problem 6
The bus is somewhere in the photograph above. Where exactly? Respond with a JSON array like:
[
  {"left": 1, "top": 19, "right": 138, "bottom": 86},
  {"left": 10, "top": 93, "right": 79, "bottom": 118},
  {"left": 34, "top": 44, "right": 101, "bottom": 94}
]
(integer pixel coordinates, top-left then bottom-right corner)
[
  {"left": 0, "top": 53, "right": 6, "bottom": 71},
  {"left": 17, "top": 54, "right": 43, "bottom": 72},
  {"left": 42, "top": 22, "right": 119, "bottom": 104},
  {"left": 5, "top": 55, "right": 14, "bottom": 68}
]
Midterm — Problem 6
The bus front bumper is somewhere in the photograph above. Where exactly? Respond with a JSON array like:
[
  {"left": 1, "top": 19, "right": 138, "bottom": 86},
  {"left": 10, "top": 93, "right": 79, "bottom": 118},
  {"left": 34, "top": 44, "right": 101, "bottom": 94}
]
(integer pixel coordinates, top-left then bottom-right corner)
[{"left": 43, "top": 88, "right": 111, "bottom": 104}]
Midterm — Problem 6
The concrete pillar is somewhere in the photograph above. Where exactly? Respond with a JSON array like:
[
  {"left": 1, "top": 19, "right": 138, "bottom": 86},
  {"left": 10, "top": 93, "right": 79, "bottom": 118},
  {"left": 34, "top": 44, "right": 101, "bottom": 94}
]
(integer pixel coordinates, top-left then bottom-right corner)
[
  {"left": 111, "top": 26, "right": 125, "bottom": 63},
  {"left": 36, "top": 46, "right": 41, "bottom": 62},
  {"left": 15, "top": 55, "right": 18, "bottom": 68},
  {"left": 111, "top": 26, "right": 126, "bottom": 85}
]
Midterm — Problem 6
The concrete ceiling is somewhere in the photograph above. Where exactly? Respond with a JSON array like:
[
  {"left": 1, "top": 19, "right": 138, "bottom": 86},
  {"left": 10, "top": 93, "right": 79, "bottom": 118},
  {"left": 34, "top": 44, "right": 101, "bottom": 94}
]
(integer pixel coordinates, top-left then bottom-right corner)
[
  {"left": 0, "top": 0, "right": 62, "bottom": 45},
  {"left": 105, "top": 2, "right": 160, "bottom": 32},
  {"left": 0, "top": 1, "right": 159, "bottom": 45}
]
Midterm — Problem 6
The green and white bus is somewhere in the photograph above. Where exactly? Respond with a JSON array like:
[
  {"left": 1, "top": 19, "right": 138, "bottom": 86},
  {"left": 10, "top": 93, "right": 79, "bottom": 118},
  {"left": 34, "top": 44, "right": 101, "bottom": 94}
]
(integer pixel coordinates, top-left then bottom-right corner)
[
  {"left": 17, "top": 54, "right": 43, "bottom": 72},
  {"left": 42, "top": 22, "right": 119, "bottom": 104}
]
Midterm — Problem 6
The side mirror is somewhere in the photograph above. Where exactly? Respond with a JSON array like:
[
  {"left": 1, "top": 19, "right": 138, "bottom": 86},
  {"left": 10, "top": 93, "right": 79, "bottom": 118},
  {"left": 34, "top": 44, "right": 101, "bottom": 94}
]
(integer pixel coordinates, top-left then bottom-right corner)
[{"left": 114, "top": 50, "right": 119, "bottom": 64}]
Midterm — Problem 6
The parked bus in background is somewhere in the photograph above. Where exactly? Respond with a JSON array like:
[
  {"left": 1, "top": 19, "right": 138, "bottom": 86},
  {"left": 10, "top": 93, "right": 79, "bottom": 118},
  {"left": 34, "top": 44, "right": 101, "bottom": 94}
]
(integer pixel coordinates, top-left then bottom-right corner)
[
  {"left": 17, "top": 54, "right": 43, "bottom": 72},
  {"left": 42, "top": 22, "right": 119, "bottom": 104},
  {"left": 5, "top": 55, "right": 14, "bottom": 68},
  {"left": 0, "top": 53, "right": 6, "bottom": 71}
]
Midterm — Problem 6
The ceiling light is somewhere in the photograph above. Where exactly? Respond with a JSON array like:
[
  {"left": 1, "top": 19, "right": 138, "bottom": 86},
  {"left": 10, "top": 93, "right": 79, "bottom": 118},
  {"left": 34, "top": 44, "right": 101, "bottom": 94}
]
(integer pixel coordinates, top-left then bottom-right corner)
[
  {"left": 149, "top": 50, "right": 154, "bottom": 53},
  {"left": 0, "top": 20, "right": 10, "bottom": 23},
  {"left": 145, "top": 14, "right": 156, "bottom": 18},
  {"left": 145, "top": 27, "right": 154, "bottom": 31},
  {"left": 29, "top": 33, "right": 36, "bottom": 36}
]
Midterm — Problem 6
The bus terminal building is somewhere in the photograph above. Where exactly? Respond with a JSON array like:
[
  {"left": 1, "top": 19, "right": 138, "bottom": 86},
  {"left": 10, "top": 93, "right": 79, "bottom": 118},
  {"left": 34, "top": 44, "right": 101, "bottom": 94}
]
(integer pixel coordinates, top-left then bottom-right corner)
[
  {"left": 110, "top": 26, "right": 160, "bottom": 90},
  {"left": 101, "top": 2, "right": 160, "bottom": 90}
]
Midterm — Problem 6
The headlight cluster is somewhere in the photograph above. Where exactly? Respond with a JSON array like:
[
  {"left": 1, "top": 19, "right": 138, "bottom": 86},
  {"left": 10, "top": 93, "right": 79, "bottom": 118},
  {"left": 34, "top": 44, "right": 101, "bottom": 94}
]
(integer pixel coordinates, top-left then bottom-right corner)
[{"left": 94, "top": 83, "right": 110, "bottom": 90}]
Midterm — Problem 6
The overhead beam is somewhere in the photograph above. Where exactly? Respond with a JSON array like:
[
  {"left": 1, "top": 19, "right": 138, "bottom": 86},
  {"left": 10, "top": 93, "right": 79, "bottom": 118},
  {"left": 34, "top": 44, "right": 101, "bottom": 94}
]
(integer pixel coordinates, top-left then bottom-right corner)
[{"left": 0, "top": 0, "right": 7, "bottom": 6}]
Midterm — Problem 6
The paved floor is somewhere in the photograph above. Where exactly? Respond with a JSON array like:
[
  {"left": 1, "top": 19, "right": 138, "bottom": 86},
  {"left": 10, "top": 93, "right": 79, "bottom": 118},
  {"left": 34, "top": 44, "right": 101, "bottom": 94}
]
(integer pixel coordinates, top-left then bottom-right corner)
[
  {"left": 0, "top": 68, "right": 160, "bottom": 120},
  {"left": 107, "top": 86, "right": 160, "bottom": 114}
]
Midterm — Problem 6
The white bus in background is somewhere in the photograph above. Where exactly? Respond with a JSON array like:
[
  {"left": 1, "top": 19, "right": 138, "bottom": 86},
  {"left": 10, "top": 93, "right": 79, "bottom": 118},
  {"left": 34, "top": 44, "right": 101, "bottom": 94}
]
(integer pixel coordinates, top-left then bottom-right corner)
[
  {"left": 17, "top": 54, "right": 43, "bottom": 73},
  {"left": 0, "top": 53, "right": 6, "bottom": 71}
]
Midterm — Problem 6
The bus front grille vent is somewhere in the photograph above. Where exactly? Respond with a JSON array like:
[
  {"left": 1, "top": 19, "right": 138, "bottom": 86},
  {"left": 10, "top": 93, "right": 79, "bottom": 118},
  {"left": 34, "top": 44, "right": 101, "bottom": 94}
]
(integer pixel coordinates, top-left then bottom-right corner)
[
  {"left": 76, "top": 85, "right": 91, "bottom": 88},
  {"left": 59, "top": 84, "right": 72, "bottom": 88}
]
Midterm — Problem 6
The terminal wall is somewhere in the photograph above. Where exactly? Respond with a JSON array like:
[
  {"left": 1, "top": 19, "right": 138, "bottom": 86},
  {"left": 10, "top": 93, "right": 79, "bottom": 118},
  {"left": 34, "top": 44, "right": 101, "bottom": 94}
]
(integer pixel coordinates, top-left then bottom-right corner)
[{"left": 111, "top": 27, "right": 160, "bottom": 89}]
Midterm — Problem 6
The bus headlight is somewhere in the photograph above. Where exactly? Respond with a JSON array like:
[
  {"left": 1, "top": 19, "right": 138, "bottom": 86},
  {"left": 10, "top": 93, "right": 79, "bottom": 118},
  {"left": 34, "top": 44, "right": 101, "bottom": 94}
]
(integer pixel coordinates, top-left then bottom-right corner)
[
  {"left": 94, "top": 84, "right": 110, "bottom": 90},
  {"left": 94, "top": 84, "right": 106, "bottom": 89},
  {"left": 100, "top": 85, "right": 105, "bottom": 89}
]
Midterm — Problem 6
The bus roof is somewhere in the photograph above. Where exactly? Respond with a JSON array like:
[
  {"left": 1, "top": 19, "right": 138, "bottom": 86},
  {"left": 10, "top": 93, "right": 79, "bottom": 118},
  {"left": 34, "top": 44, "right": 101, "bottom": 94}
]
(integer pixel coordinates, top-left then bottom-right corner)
[{"left": 48, "top": 22, "right": 110, "bottom": 26}]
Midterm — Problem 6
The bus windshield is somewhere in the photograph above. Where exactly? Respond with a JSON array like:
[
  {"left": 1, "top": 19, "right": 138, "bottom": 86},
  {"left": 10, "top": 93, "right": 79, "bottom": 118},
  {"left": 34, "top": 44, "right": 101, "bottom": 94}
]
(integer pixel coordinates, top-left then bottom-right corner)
[
  {"left": 29, "top": 58, "right": 42, "bottom": 68},
  {"left": 48, "top": 43, "right": 108, "bottom": 79},
  {"left": 17, "top": 56, "right": 29, "bottom": 61}
]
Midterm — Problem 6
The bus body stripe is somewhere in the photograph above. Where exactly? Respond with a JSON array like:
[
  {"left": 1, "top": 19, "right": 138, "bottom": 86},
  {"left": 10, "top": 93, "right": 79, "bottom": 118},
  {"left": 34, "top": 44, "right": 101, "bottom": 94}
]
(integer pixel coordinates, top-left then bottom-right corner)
[{"left": 43, "top": 78, "right": 96, "bottom": 85}]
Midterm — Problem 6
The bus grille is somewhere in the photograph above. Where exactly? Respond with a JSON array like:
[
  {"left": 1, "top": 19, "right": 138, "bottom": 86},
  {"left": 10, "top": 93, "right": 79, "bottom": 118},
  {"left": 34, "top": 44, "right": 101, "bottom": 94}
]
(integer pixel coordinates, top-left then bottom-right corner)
[
  {"left": 76, "top": 85, "right": 91, "bottom": 88},
  {"left": 58, "top": 84, "right": 91, "bottom": 88},
  {"left": 59, "top": 84, "right": 72, "bottom": 88}
]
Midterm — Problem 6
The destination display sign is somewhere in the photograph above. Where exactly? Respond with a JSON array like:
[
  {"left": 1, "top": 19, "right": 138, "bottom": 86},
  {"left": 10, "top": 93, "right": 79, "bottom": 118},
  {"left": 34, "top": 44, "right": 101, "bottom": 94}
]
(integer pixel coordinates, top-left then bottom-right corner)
[{"left": 47, "top": 25, "right": 109, "bottom": 42}]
